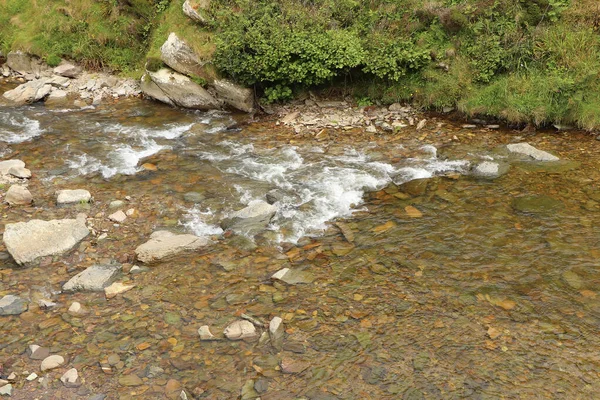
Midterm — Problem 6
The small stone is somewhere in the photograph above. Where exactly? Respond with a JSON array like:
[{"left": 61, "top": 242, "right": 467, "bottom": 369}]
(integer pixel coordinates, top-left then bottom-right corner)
[
  {"left": 404, "top": 205, "right": 423, "bottom": 218},
  {"left": 241, "top": 379, "right": 259, "bottom": 400},
  {"left": 487, "top": 327, "right": 502, "bottom": 339},
  {"left": 0, "top": 384, "right": 12, "bottom": 397},
  {"left": 125, "top": 208, "right": 136, "bottom": 216},
  {"left": 8, "top": 166, "right": 31, "bottom": 179},
  {"left": 183, "top": 192, "right": 204, "bottom": 203},
  {"left": 38, "top": 299, "right": 57, "bottom": 308},
  {"left": 60, "top": 368, "right": 80, "bottom": 388},
  {"left": 118, "top": 374, "right": 143, "bottom": 387},
  {"left": 269, "top": 316, "right": 284, "bottom": 349},
  {"left": 224, "top": 320, "right": 257, "bottom": 340},
  {"left": 40, "top": 355, "right": 65, "bottom": 371},
  {"left": 27, "top": 345, "right": 50, "bottom": 360},
  {"left": 5, "top": 185, "right": 33, "bottom": 205},
  {"left": 68, "top": 301, "right": 87, "bottom": 316},
  {"left": 104, "top": 282, "right": 134, "bottom": 299},
  {"left": 254, "top": 379, "right": 269, "bottom": 394},
  {"left": 198, "top": 325, "right": 217, "bottom": 341},
  {"left": 109, "top": 200, "right": 125, "bottom": 209},
  {"left": 141, "top": 163, "right": 157, "bottom": 171},
  {"left": 62, "top": 265, "right": 121, "bottom": 292},
  {"left": 56, "top": 189, "right": 91, "bottom": 204},
  {"left": 416, "top": 119, "right": 427, "bottom": 130},
  {"left": 26, "top": 373, "right": 38, "bottom": 381},
  {"left": 271, "top": 268, "right": 315, "bottom": 284},
  {"left": 108, "top": 210, "right": 127, "bottom": 223}
]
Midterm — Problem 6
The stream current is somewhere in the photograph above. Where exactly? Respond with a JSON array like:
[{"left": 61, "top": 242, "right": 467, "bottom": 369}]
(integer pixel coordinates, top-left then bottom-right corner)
[{"left": 1, "top": 93, "right": 600, "bottom": 399}]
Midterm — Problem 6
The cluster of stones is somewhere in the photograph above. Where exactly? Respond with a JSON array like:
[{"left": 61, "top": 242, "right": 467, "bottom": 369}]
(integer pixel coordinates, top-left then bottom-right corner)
[{"left": 0, "top": 51, "right": 140, "bottom": 106}]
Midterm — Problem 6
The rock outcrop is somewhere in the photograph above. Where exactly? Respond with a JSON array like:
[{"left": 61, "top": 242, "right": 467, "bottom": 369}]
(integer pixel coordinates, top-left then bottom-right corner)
[
  {"left": 213, "top": 79, "right": 255, "bottom": 113},
  {"left": 135, "top": 230, "right": 210, "bottom": 263},
  {"left": 3, "top": 215, "right": 89, "bottom": 265},
  {"left": 141, "top": 68, "right": 220, "bottom": 110},
  {"left": 160, "top": 32, "right": 208, "bottom": 79}
]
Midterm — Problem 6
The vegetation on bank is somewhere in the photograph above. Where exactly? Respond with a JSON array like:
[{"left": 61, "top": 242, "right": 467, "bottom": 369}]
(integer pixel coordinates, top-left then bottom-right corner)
[{"left": 1, "top": 0, "right": 600, "bottom": 129}]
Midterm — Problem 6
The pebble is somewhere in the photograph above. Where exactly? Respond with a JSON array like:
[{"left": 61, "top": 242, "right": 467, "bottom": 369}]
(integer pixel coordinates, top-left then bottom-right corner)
[
  {"left": 118, "top": 374, "right": 143, "bottom": 386},
  {"left": 60, "top": 368, "right": 80, "bottom": 388},
  {"left": 27, "top": 344, "right": 50, "bottom": 360},
  {"left": 68, "top": 301, "right": 87, "bottom": 316},
  {"left": 198, "top": 325, "right": 217, "bottom": 341},
  {"left": 40, "top": 355, "right": 65, "bottom": 371},
  {"left": 104, "top": 282, "right": 134, "bottom": 299},
  {"left": 108, "top": 210, "right": 127, "bottom": 223},
  {"left": 109, "top": 200, "right": 125, "bottom": 209},
  {"left": 224, "top": 320, "right": 257, "bottom": 340},
  {"left": 0, "top": 384, "right": 12, "bottom": 397},
  {"left": 26, "top": 373, "right": 38, "bottom": 381}
]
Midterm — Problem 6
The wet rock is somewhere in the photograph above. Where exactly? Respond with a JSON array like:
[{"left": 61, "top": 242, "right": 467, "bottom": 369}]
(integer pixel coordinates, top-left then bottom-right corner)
[
  {"left": 27, "top": 345, "right": 50, "bottom": 360},
  {"left": 118, "top": 374, "right": 143, "bottom": 387},
  {"left": 8, "top": 166, "right": 31, "bottom": 179},
  {"left": 183, "top": 0, "right": 210, "bottom": 24},
  {"left": 141, "top": 68, "right": 220, "bottom": 110},
  {"left": 472, "top": 161, "right": 509, "bottom": 179},
  {"left": 0, "top": 160, "right": 25, "bottom": 175},
  {"left": 280, "top": 357, "right": 309, "bottom": 374},
  {"left": 67, "top": 301, "right": 87, "bottom": 316},
  {"left": 506, "top": 142, "right": 559, "bottom": 161},
  {"left": 213, "top": 79, "right": 254, "bottom": 113},
  {"left": 254, "top": 379, "right": 269, "bottom": 394},
  {"left": 198, "top": 325, "right": 217, "bottom": 341},
  {"left": 104, "top": 282, "right": 134, "bottom": 299},
  {"left": 271, "top": 268, "right": 315, "bottom": 284},
  {"left": 3, "top": 79, "right": 52, "bottom": 104},
  {"left": 60, "top": 368, "right": 81, "bottom": 388},
  {"left": 160, "top": 32, "right": 208, "bottom": 79},
  {"left": 62, "top": 264, "right": 121, "bottom": 292},
  {"left": 562, "top": 270, "right": 583, "bottom": 289},
  {"left": 135, "top": 230, "right": 210, "bottom": 263},
  {"left": 0, "top": 295, "right": 28, "bottom": 316},
  {"left": 40, "top": 355, "right": 65, "bottom": 371},
  {"left": 221, "top": 200, "right": 277, "bottom": 235},
  {"left": 269, "top": 316, "right": 284, "bottom": 349},
  {"left": 108, "top": 210, "right": 127, "bottom": 223},
  {"left": 183, "top": 192, "right": 205, "bottom": 203},
  {"left": 241, "top": 379, "right": 259, "bottom": 400},
  {"left": 224, "top": 320, "right": 257, "bottom": 340},
  {"left": 109, "top": 200, "right": 125, "bottom": 209},
  {"left": 0, "top": 384, "right": 12, "bottom": 397},
  {"left": 53, "top": 62, "right": 82, "bottom": 78},
  {"left": 164, "top": 379, "right": 182, "bottom": 399},
  {"left": 3, "top": 215, "right": 89, "bottom": 265},
  {"left": 5, "top": 185, "right": 32, "bottom": 205},
  {"left": 512, "top": 195, "right": 563, "bottom": 214},
  {"left": 56, "top": 189, "right": 91, "bottom": 204}
]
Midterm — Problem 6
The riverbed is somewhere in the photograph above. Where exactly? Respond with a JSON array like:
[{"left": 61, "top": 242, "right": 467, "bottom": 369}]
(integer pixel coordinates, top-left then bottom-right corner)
[{"left": 1, "top": 91, "right": 600, "bottom": 399}]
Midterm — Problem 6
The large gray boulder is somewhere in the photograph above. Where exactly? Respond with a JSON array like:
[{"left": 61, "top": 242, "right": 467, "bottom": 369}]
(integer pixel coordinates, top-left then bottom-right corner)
[
  {"left": 6, "top": 51, "right": 34, "bottom": 75},
  {"left": 2, "top": 79, "right": 52, "bottom": 105},
  {"left": 3, "top": 215, "right": 90, "bottom": 265},
  {"left": 135, "top": 231, "right": 210, "bottom": 263},
  {"left": 53, "top": 62, "right": 82, "bottom": 78},
  {"left": 213, "top": 79, "right": 255, "bottom": 113},
  {"left": 506, "top": 142, "right": 559, "bottom": 161},
  {"left": 160, "top": 32, "right": 208, "bottom": 78},
  {"left": 141, "top": 68, "right": 220, "bottom": 110},
  {"left": 183, "top": 0, "right": 210, "bottom": 24},
  {"left": 62, "top": 265, "right": 121, "bottom": 292},
  {"left": 221, "top": 200, "right": 277, "bottom": 235}
]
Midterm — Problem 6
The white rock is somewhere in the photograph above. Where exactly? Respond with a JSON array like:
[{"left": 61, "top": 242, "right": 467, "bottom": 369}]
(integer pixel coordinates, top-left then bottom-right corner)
[
  {"left": 104, "top": 282, "right": 134, "bottom": 299},
  {"left": 26, "top": 372, "right": 38, "bottom": 381},
  {"left": 135, "top": 231, "right": 210, "bottom": 263},
  {"left": 38, "top": 299, "right": 57, "bottom": 308},
  {"left": 3, "top": 215, "right": 89, "bottom": 265},
  {"left": 198, "top": 325, "right": 217, "bottom": 341},
  {"left": 62, "top": 264, "right": 121, "bottom": 292},
  {"left": 223, "top": 320, "right": 257, "bottom": 340},
  {"left": 271, "top": 268, "right": 290, "bottom": 281},
  {"left": 221, "top": 200, "right": 277, "bottom": 235},
  {"left": 506, "top": 142, "right": 559, "bottom": 161},
  {"left": 472, "top": 161, "right": 509, "bottom": 179},
  {"left": 2, "top": 79, "right": 52, "bottom": 104},
  {"left": 0, "top": 160, "right": 25, "bottom": 175},
  {"left": 269, "top": 316, "right": 284, "bottom": 349},
  {"left": 0, "top": 384, "right": 12, "bottom": 396},
  {"left": 68, "top": 301, "right": 87, "bottom": 316},
  {"left": 108, "top": 210, "right": 127, "bottom": 223},
  {"left": 56, "top": 189, "right": 91, "bottom": 204},
  {"left": 40, "top": 355, "right": 65, "bottom": 371},
  {"left": 125, "top": 208, "right": 136, "bottom": 216},
  {"left": 416, "top": 119, "right": 427, "bottom": 130},
  {"left": 5, "top": 185, "right": 33, "bottom": 205},
  {"left": 8, "top": 166, "right": 31, "bottom": 179},
  {"left": 60, "top": 368, "right": 80, "bottom": 388}
]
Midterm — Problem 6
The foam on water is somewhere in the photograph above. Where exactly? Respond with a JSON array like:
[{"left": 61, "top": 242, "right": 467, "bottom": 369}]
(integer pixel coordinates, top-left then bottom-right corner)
[
  {"left": 0, "top": 110, "right": 44, "bottom": 143},
  {"left": 183, "top": 207, "right": 223, "bottom": 236}
]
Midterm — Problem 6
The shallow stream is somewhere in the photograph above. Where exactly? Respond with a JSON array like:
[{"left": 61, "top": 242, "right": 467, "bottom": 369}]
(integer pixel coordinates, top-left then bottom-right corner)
[{"left": 1, "top": 90, "right": 600, "bottom": 399}]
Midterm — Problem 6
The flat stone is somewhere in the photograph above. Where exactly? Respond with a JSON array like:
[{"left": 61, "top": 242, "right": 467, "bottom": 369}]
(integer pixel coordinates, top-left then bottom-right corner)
[
  {"left": 109, "top": 200, "right": 125, "bottom": 209},
  {"left": 108, "top": 210, "right": 127, "bottom": 223},
  {"left": 56, "top": 189, "right": 91, "bottom": 204},
  {"left": 27, "top": 345, "right": 50, "bottom": 360},
  {"left": 198, "top": 325, "right": 217, "bottom": 341},
  {"left": 0, "top": 384, "right": 12, "bottom": 397},
  {"left": 26, "top": 373, "right": 38, "bottom": 381},
  {"left": 5, "top": 185, "right": 33, "bottom": 205},
  {"left": 60, "top": 368, "right": 81, "bottom": 388},
  {"left": 512, "top": 195, "right": 563, "bottom": 214},
  {"left": 183, "top": 192, "right": 205, "bottom": 203},
  {"left": 271, "top": 268, "right": 315, "bottom": 284},
  {"left": 0, "top": 295, "right": 28, "bottom": 316},
  {"left": 221, "top": 200, "right": 277, "bottom": 235},
  {"left": 118, "top": 374, "right": 143, "bottom": 387},
  {"left": 135, "top": 231, "right": 210, "bottom": 263},
  {"left": 507, "top": 142, "right": 559, "bottom": 161},
  {"left": 3, "top": 79, "right": 52, "bottom": 104},
  {"left": 269, "top": 316, "right": 284, "bottom": 349},
  {"left": 62, "top": 265, "right": 121, "bottom": 292},
  {"left": 3, "top": 215, "right": 89, "bottom": 265},
  {"left": 40, "top": 355, "right": 65, "bottom": 371},
  {"left": 104, "top": 282, "right": 134, "bottom": 299},
  {"left": 224, "top": 320, "right": 257, "bottom": 340},
  {"left": 472, "top": 161, "right": 509, "bottom": 179},
  {"left": 280, "top": 357, "right": 310, "bottom": 374},
  {"left": 8, "top": 166, "right": 31, "bottom": 179}
]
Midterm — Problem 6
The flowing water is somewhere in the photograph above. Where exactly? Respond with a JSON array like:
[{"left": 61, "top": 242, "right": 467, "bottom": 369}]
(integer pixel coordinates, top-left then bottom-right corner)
[{"left": 1, "top": 89, "right": 600, "bottom": 399}]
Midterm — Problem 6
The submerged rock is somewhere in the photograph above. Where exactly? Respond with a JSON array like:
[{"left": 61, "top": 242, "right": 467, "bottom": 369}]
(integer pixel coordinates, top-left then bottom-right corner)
[
  {"left": 3, "top": 215, "right": 89, "bottom": 265},
  {"left": 271, "top": 268, "right": 315, "bottom": 284},
  {"left": 135, "top": 231, "right": 210, "bottom": 263},
  {"left": 104, "top": 282, "right": 134, "bottom": 299},
  {"left": 141, "top": 68, "right": 220, "bottom": 110},
  {"left": 40, "top": 355, "right": 65, "bottom": 371},
  {"left": 221, "top": 200, "right": 277, "bottom": 235},
  {"left": 269, "top": 316, "right": 284, "bottom": 350},
  {"left": 0, "top": 295, "right": 28, "bottom": 316},
  {"left": 108, "top": 210, "right": 127, "bottom": 223},
  {"left": 506, "top": 142, "right": 559, "bottom": 161},
  {"left": 472, "top": 161, "right": 509, "bottom": 179},
  {"left": 198, "top": 325, "right": 217, "bottom": 341},
  {"left": 27, "top": 345, "right": 50, "bottom": 360},
  {"left": 56, "top": 189, "right": 92, "bottom": 204},
  {"left": 512, "top": 195, "right": 563, "bottom": 214},
  {"left": 224, "top": 320, "right": 257, "bottom": 340},
  {"left": 62, "top": 265, "right": 121, "bottom": 292},
  {"left": 5, "top": 185, "right": 33, "bottom": 205}
]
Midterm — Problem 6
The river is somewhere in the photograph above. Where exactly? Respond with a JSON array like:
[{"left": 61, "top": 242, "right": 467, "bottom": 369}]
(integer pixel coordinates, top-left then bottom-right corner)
[{"left": 1, "top": 90, "right": 599, "bottom": 399}]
